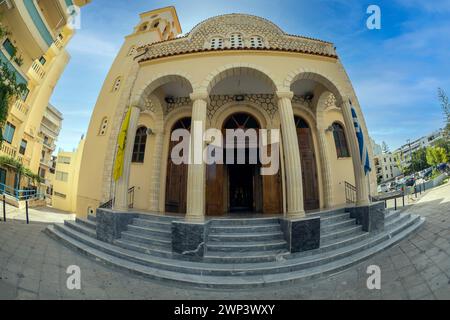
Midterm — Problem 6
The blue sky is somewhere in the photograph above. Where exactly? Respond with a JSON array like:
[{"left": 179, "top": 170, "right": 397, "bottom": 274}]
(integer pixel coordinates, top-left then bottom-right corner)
[{"left": 51, "top": 0, "right": 450, "bottom": 152}]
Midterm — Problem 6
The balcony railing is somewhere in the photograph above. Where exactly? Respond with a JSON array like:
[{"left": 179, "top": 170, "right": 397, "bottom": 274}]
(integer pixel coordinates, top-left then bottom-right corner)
[
  {"left": 27, "top": 60, "right": 46, "bottom": 84},
  {"left": 11, "top": 100, "right": 30, "bottom": 122},
  {"left": 0, "top": 143, "right": 17, "bottom": 158}
]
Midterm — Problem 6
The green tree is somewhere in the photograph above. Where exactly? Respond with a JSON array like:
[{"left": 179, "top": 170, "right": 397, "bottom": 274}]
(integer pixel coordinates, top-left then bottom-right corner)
[
  {"left": 410, "top": 147, "right": 428, "bottom": 173},
  {"left": 426, "top": 146, "right": 448, "bottom": 167}
]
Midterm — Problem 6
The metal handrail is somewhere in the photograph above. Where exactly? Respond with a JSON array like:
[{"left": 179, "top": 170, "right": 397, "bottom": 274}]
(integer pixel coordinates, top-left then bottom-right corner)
[
  {"left": 99, "top": 187, "right": 135, "bottom": 209},
  {"left": 345, "top": 181, "right": 356, "bottom": 204},
  {"left": 0, "top": 182, "right": 45, "bottom": 201}
]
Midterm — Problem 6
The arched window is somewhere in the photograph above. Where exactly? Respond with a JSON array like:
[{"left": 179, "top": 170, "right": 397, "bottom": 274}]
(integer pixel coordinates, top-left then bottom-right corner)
[
  {"left": 210, "top": 37, "right": 224, "bottom": 49},
  {"left": 250, "top": 36, "right": 264, "bottom": 48},
  {"left": 230, "top": 33, "right": 244, "bottom": 48},
  {"left": 98, "top": 117, "right": 108, "bottom": 136},
  {"left": 132, "top": 127, "right": 148, "bottom": 163},
  {"left": 112, "top": 76, "right": 122, "bottom": 92},
  {"left": 332, "top": 123, "right": 350, "bottom": 158}
]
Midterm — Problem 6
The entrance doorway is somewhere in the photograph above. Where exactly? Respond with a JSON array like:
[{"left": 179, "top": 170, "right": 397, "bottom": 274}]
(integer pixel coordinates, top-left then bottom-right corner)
[{"left": 228, "top": 164, "right": 255, "bottom": 212}]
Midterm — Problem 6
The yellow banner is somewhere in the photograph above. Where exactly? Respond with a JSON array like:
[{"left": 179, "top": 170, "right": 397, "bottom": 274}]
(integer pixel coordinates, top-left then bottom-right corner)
[{"left": 113, "top": 107, "right": 132, "bottom": 181}]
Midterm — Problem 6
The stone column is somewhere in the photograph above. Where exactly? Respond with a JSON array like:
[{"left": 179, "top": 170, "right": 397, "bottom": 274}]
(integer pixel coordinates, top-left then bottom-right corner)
[
  {"left": 114, "top": 106, "right": 141, "bottom": 211},
  {"left": 185, "top": 91, "right": 209, "bottom": 221},
  {"left": 277, "top": 91, "right": 305, "bottom": 218},
  {"left": 148, "top": 129, "right": 164, "bottom": 212},
  {"left": 341, "top": 101, "right": 370, "bottom": 206},
  {"left": 316, "top": 125, "right": 334, "bottom": 208}
]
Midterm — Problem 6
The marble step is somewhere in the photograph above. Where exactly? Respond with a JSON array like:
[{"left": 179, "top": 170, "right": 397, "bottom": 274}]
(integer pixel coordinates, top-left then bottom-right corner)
[
  {"left": 135, "top": 213, "right": 182, "bottom": 223},
  {"left": 87, "top": 214, "right": 96, "bottom": 222},
  {"left": 209, "top": 218, "right": 280, "bottom": 226},
  {"left": 206, "top": 240, "right": 288, "bottom": 253},
  {"left": 203, "top": 251, "right": 289, "bottom": 264},
  {"left": 321, "top": 225, "right": 363, "bottom": 242},
  {"left": 64, "top": 220, "right": 96, "bottom": 238},
  {"left": 114, "top": 239, "right": 172, "bottom": 258},
  {"left": 209, "top": 224, "right": 281, "bottom": 234},
  {"left": 385, "top": 213, "right": 411, "bottom": 229},
  {"left": 75, "top": 218, "right": 96, "bottom": 230},
  {"left": 45, "top": 214, "right": 424, "bottom": 286},
  {"left": 126, "top": 224, "right": 172, "bottom": 239},
  {"left": 208, "top": 232, "right": 285, "bottom": 243},
  {"left": 321, "top": 219, "right": 357, "bottom": 232},
  {"left": 308, "top": 208, "right": 347, "bottom": 218},
  {"left": 131, "top": 218, "right": 171, "bottom": 231},
  {"left": 320, "top": 212, "right": 351, "bottom": 226},
  {"left": 385, "top": 210, "right": 401, "bottom": 223},
  {"left": 121, "top": 231, "right": 172, "bottom": 249}
]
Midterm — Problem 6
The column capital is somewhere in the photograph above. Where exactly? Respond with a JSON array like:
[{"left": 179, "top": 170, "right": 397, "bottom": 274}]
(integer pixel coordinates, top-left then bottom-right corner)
[
  {"left": 276, "top": 91, "right": 294, "bottom": 100},
  {"left": 190, "top": 90, "right": 209, "bottom": 103}
]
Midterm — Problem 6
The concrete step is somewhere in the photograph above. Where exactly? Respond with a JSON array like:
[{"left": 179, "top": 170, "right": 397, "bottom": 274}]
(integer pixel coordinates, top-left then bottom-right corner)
[
  {"left": 321, "top": 219, "right": 356, "bottom": 232},
  {"left": 320, "top": 212, "right": 351, "bottom": 226},
  {"left": 87, "top": 214, "right": 96, "bottom": 222},
  {"left": 75, "top": 218, "right": 96, "bottom": 230},
  {"left": 385, "top": 212, "right": 411, "bottom": 229},
  {"left": 209, "top": 218, "right": 280, "bottom": 226},
  {"left": 120, "top": 231, "right": 171, "bottom": 249},
  {"left": 208, "top": 232, "right": 285, "bottom": 243},
  {"left": 131, "top": 218, "right": 171, "bottom": 231},
  {"left": 64, "top": 220, "right": 96, "bottom": 238},
  {"left": 126, "top": 225, "right": 171, "bottom": 239},
  {"left": 206, "top": 240, "right": 288, "bottom": 253},
  {"left": 321, "top": 225, "right": 363, "bottom": 242},
  {"left": 45, "top": 214, "right": 424, "bottom": 288},
  {"left": 209, "top": 224, "right": 281, "bottom": 234}
]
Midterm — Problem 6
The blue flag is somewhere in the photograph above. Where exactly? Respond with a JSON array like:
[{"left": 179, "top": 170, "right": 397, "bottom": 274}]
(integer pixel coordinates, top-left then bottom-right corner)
[{"left": 350, "top": 102, "right": 371, "bottom": 176}]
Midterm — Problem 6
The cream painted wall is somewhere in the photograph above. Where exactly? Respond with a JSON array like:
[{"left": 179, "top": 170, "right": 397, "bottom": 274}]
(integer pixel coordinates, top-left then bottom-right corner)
[{"left": 53, "top": 139, "right": 85, "bottom": 212}]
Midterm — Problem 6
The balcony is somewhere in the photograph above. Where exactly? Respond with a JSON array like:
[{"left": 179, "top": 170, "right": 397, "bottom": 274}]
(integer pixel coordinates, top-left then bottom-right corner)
[
  {"left": 10, "top": 99, "right": 30, "bottom": 123},
  {"left": 27, "top": 59, "right": 46, "bottom": 85},
  {"left": 0, "top": 143, "right": 17, "bottom": 158},
  {"left": 40, "top": 123, "right": 59, "bottom": 141}
]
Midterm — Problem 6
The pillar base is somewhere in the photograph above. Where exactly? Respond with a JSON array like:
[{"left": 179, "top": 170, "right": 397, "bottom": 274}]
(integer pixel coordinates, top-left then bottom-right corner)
[
  {"left": 96, "top": 208, "right": 137, "bottom": 244},
  {"left": 280, "top": 216, "right": 321, "bottom": 253},
  {"left": 172, "top": 221, "right": 208, "bottom": 257},
  {"left": 286, "top": 211, "right": 306, "bottom": 220},
  {"left": 347, "top": 202, "right": 385, "bottom": 233}
]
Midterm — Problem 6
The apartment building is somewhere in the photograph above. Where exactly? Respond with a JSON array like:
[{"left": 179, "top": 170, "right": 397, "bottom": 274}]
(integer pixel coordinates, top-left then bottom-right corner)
[{"left": 0, "top": 0, "right": 90, "bottom": 195}]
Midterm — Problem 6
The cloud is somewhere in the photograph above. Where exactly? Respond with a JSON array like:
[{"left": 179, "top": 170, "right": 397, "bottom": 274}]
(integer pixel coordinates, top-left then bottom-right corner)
[{"left": 67, "top": 32, "right": 120, "bottom": 58}]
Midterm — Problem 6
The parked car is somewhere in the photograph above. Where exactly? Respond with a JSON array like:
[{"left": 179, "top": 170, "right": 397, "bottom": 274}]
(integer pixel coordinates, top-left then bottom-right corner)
[
  {"left": 405, "top": 177, "right": 416, "bottom": 187},
  {"left": 377, "top": 184, "right": 389, "bottom": 193}
]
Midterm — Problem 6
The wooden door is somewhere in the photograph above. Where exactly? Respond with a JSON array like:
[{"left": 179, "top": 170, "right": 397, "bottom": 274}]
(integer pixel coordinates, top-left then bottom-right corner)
[
  {"left": 296, "top": 117, "right": 320, "bottom": 211},
  {"left": 165, "top": 118, "right": 190, "bottom": 214},
  {"left": 206, "top": 161, "right": 224, "bottom": 216}
]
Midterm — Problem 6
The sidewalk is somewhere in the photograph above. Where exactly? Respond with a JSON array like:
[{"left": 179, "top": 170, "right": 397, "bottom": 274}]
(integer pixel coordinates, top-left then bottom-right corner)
[
  {"left": 1, "top": 183, "right": 449, "bottom": 299},
  {"left": 0, "top": 203, "right": 75, "bottom": 224}
]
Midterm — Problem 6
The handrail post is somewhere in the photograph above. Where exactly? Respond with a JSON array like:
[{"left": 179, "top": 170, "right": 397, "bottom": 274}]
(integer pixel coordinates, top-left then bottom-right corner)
[
  {"left": 25, "top": 200, "right": 29, "bottom": 225},
  {"left": 3, "top": 194, "right": 5, "bottom": 222}
]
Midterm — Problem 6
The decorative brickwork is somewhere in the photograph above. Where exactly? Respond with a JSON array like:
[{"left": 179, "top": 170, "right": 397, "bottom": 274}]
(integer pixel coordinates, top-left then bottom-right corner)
[{"left": 138, "top": 14, "right": 336, "bottom": 63}]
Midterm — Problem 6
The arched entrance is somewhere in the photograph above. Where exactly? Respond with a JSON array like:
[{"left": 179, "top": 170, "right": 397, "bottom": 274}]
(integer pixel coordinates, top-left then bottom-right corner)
[
  {"left": 295, "top": 116, "right": 320, "bottom": 211},
  {"left": 206, "top": 112, "right": 282, "bottom": 215},
  {"left": 165, "top": 117, "right": 191, "bottom": 214}
]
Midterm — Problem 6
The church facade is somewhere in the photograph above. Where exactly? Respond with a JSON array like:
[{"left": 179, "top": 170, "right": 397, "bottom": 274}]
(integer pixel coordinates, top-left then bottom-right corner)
[{"left": 76, "top": 6, "right": 378, "bottom": 221}]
